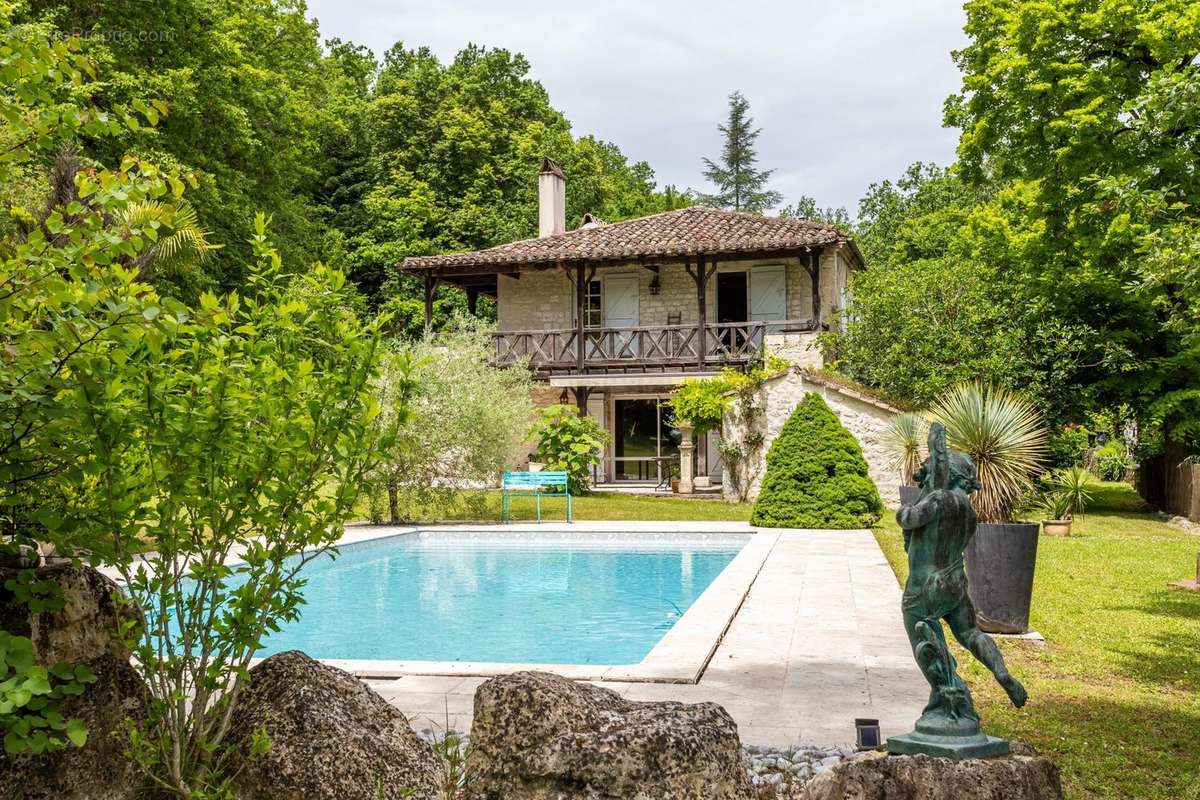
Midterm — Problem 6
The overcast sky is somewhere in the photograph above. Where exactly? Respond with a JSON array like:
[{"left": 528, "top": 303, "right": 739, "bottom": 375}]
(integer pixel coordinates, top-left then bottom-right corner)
[{"left": 305, "top": 0, "right": 968, "bottom": 219}]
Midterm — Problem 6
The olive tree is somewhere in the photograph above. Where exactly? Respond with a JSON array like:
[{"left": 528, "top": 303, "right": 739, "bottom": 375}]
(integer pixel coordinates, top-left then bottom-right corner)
[{"left": 368, "top": 321, "right": 534, "bottom": 522}]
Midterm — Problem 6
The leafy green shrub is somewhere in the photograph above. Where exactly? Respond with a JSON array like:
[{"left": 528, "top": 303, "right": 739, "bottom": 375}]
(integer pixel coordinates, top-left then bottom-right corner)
[
  {"left": 1096, "top": 441, "right": 1131, "bottom": 481},
  {"left": 1048, "top": 424, "right": 1090, "bottom": 469},
  {"left": 34, "top": 220, "right": 388, "bottom": 795},
  {"left": 0, "top": 18, "right": 200, "bottom": 759},
  {"left": 531, "top": 405, "right": 609, "bottom": 495},
  {"left": 750, "top": 393, "right": 883, "bottom": 528},
  {"left": 667, "top": 377, "right": 729, "bottom": 435}
]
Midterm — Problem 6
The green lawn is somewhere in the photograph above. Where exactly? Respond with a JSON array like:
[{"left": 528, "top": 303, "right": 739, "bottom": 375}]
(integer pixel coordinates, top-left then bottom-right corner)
[
  {"left": 873, "top": 483, "right": 1200, "bottom": 800},
  {"left": 359, "top": 489, "right": 752, "bottom": 524}
]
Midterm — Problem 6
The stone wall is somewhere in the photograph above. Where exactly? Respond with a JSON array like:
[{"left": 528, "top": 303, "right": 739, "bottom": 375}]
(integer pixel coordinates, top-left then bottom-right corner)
[
  {"left": 765, "top": 331, "right": 823, "bottom": 369},
  {"left": 722, "top": 370, "right": 901, "bottom": 507}
]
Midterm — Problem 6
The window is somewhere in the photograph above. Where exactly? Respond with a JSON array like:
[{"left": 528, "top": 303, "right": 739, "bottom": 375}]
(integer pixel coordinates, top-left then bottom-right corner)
[{"left": 584, "top": 279, "right": 602, "bottom": 328}]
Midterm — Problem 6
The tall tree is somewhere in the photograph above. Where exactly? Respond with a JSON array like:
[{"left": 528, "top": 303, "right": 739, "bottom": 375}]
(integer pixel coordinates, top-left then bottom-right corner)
[
  {"left": 339, "top": 43, "right": 680, "bottom": 316},
  {"left": 778, "top": 195, "right": 851, "bottom": 229},
  {"left": 946, "top": 0, "right": 1200, "bottom": 445},
  {"left": 697, "top": 91, "right": 782, "bottom": 213},
  {"left": 832, "top": 163, "right": 1098, "bottom": 422},
  {"left": 18, "top": 0, "right": 344, "bottom": 297}
]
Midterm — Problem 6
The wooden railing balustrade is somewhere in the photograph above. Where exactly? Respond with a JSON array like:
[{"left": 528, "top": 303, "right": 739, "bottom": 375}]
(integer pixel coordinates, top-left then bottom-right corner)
[{"left": 492, "top": 320, "right": 817, "bottom": 375}]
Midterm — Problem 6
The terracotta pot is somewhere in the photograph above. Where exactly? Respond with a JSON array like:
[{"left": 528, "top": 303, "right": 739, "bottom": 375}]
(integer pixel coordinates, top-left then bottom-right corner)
[
  {"left": 966, "top": 522, "right": 1040, "bottom": 634},
  {"left": 1041, "top": 519, "right": 1072, "bottom": 537},
  {"left": 671, "top": 479, "right": 680, "bottom": 493}
]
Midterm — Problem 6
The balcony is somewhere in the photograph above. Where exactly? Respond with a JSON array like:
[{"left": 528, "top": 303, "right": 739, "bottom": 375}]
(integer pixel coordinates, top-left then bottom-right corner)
[{"left": 492, "top": 320, "right": 819, "bottom": 376}]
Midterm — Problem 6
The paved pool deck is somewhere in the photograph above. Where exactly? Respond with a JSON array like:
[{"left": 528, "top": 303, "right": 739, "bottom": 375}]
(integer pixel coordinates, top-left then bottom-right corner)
[{"left": 364, "top": 524, "right": 927, "bottom": 747}]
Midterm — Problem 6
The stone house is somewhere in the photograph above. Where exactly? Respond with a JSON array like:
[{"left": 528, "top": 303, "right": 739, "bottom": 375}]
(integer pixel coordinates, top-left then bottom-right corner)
[{"left": 400, "top": 159, "right": 899, "bottom": 500}]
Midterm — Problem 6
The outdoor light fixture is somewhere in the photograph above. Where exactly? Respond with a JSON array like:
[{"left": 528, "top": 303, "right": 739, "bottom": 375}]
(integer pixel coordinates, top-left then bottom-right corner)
[{"left": 855, "top": 718, "right": 881, "bottom": 750}]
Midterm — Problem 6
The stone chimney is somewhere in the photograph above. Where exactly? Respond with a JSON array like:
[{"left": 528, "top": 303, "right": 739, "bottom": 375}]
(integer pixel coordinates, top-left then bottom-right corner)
[{"left": 538, "top": 157, "right": 566, "bottom": 237}]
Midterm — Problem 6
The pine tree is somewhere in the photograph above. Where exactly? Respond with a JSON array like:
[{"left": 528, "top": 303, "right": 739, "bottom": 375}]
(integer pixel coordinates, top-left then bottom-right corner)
[
  {"left": 750, "top": 393, "right": 883, "bottom": 529},
  {"left": 697, "top": 91, "right": 783, "bottom": 213}
]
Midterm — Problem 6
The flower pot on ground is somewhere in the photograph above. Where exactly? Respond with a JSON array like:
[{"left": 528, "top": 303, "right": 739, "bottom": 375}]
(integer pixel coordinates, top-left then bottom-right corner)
[
  {"left": 1037, "top": 485, "right": 1074, "bottom": 537},
  {"left": 1041, "top": 519, "right": 1072, "bottom": 536},
  {"left": 931, "top": 382, "right": 1049, "bottom": 635},
  {"left": 1035, "top": 466, "right": 1097, "bottom": 539}
]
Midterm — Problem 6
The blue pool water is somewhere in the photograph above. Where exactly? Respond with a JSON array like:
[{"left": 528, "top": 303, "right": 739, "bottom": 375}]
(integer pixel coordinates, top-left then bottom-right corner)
[{"left": 254, "top": 532, "right": 747, "bottom": 665}]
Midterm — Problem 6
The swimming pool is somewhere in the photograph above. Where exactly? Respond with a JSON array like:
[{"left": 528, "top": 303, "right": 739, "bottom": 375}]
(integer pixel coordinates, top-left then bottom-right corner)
[{"left": 255, "top": 530, "right": 749, "bottom": 666}]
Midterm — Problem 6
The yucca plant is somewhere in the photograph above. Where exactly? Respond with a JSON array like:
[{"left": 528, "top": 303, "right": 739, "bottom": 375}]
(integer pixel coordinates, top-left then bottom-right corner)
[
  {"left": 1038, "top": 489, "right": 1073, "bottom": 522},
  {"left": 883, "top": 411, "right": 928, "bottom": 486},
  {"left": 1046, "top": 465, "right": 1098, "bottom": 520},
  {"left": 930, "top": 382, "right": 1049, "bottom": 523}
]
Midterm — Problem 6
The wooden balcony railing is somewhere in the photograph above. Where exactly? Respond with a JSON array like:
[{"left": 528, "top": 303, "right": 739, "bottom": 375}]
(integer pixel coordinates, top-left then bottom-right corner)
[{"left": 492, "top": 320, "right": 818, "bottom": 375}]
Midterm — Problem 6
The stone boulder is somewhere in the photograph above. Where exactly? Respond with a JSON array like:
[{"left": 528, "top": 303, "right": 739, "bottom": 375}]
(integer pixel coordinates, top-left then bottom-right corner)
[
  {"left": 0, "top": 564, "right": 136, "bottom": 665},
  {"left": 800, "top": 748, "right": 1063, "bottom": 800},
  {"left": 224, "top": 650, "right": 441, "bottom": 800},
  {"left": 466, "top": 670, "right": 753, "bottom": 800},
  {"left": 0, "top": 565, "right": 149, "bottom": 800},
  {"left": 0, "top": 654, "right": 150, "bottom": 800}
]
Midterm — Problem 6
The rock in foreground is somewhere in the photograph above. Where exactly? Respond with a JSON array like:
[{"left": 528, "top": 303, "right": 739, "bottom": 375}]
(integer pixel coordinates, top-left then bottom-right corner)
[
  {"left": 0, "top": 654, "right": 149, "bottom": 800},
  {"left": 800, "top": 748, "right": 1062, "bottom": 800},
  {"left": 467, "top": 670, "right": 753, "bottom": 800},
  {"left": 0, "top": 564, "right": 137, "bottom": 665},
  {"left": 225, "top": 651, "right": 440, "bottom": 800},
  {"left": 0, "top": 565, "right": 149, "bottom": 800}
]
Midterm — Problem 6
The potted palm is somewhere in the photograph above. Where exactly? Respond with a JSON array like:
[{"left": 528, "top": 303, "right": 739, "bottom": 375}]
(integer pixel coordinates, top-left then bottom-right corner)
[
  {"left": 931, "top": 382, "right": 1049, "bottom": 634},
  {"left": 1039, "top": 466, "right": 1098, "bottom": 537},
  {"left": 884, "top": 412, "right": 927, "bottom": 506},
  {"left": 1038, "top": 491, "right": 1074, "bottom": 537}
]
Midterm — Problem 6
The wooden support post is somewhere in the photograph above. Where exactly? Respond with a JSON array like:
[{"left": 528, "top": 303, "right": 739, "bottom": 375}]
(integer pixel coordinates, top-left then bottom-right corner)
[
  {"left": 807, "top": 250, "right": 822, "bottom": 324},
  {"left": 685, "top": 254, "right": 711, "bottom": 369},
  {"left": 466, "top": 287, "right": 479, "bottom": 316},
  {"left": 575, "top": 386, "right": 589, "bottom": 414},
  {"left": 423, "top": 274, "right": 438, "bottom": 330},
  {"left": 574, "top": 262, "right": 587, "bottom": 374}
]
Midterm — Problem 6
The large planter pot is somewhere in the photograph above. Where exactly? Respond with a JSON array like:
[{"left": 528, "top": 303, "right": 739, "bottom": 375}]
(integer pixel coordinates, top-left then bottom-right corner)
[
  {"left": 965, "top": 522, "right": 1039, "bottom": 634},
  {"left": 899, "top": 486, "right": 922, "bottom": 506}
]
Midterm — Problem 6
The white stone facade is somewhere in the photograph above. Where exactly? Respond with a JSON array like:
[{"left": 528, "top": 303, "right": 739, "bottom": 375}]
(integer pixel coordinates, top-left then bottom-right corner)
[
  {"left": 721, "top": 371, "right": 901, "bottom": 507},
  {"left": 496, "top": 250, "right": 847, "bottom": 332}
]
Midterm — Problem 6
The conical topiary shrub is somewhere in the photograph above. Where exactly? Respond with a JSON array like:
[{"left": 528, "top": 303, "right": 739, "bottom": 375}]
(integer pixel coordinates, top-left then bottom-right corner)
[{"left": 750, "top": 393, "right": 883, "bottom": 528}]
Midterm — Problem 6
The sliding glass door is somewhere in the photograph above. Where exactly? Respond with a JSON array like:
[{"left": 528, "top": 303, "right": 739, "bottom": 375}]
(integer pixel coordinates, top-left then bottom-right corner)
[{"left": 613, "top": 398, "right": 681, "bottom": 482}]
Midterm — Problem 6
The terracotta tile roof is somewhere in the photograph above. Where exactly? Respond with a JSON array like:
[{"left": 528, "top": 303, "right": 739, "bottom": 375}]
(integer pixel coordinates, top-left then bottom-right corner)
[{"left": 401, "top": 206, "right": 849, "bottom": 271}]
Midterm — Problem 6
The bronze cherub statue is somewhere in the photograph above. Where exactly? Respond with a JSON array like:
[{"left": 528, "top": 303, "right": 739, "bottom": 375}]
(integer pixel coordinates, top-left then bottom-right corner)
[{"left": 888, "top": 422, "right": 1027, "bottom": 758}]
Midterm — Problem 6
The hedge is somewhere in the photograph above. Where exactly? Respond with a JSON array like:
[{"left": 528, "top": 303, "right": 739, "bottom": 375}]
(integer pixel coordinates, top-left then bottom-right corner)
[{"left": 750, "top": 393, "right": 883, "bottom": 528}]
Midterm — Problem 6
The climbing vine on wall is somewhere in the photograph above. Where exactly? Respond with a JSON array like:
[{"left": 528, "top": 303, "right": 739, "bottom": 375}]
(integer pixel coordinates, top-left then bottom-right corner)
[{"left": 669, "top": 353, "right": 789, "bottom": 502}]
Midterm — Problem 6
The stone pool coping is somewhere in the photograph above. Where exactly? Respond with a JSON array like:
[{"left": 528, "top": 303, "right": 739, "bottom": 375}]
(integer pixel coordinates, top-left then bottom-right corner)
[{"left": 311, "top": 521, "right": 777, "bottom": 684}]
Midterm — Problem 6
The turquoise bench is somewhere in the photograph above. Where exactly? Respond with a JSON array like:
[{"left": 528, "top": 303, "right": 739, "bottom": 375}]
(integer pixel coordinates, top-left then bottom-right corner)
[{"left": 501, "top": 470, "right": 572, "bottom": 523}]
